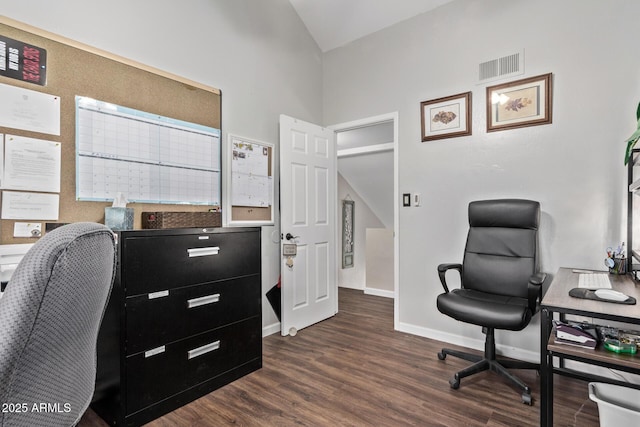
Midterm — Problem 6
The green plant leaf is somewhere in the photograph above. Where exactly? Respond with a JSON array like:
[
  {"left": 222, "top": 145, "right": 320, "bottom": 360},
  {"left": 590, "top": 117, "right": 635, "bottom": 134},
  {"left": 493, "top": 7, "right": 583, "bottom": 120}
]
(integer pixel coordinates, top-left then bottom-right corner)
[{"left": 625, "top": 104, "right": 640, "bottom": 165}]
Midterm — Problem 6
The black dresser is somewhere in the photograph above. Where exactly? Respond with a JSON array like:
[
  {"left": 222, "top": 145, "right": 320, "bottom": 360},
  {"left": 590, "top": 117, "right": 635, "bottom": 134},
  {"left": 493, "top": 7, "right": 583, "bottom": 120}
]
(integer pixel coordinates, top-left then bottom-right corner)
[{"left": 92, "top": 227, "right": 262, "bottom": 426}]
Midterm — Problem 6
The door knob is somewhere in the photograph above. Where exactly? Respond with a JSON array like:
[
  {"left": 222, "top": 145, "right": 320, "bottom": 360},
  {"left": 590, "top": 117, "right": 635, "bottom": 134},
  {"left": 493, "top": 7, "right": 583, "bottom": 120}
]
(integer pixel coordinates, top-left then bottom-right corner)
[{"left": 285, "top": 233, "right": 298, "bottom": 241}]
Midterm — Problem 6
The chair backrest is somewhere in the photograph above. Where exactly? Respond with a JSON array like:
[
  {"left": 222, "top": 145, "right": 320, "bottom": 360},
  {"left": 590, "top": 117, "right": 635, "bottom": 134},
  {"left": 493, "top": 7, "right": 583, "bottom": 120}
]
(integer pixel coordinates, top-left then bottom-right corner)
[
  {"left": 462, "top": 199, "right": 540, "bottom": 299},
  {"left": 0, "top": 222, "right": 116, "bottom": 427}
]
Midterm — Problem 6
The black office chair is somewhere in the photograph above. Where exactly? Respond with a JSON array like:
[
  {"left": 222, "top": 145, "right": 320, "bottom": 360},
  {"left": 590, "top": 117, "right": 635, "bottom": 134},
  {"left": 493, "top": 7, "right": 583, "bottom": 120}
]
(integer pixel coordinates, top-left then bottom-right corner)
[{"left": 436, "top": 199, "right": 546, "bottom": 405}]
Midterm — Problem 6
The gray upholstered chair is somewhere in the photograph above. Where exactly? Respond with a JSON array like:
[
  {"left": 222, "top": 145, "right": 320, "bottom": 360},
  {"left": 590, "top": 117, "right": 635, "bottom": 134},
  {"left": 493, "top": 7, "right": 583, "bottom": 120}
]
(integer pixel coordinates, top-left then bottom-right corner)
[
  {"left": 0, "top": 222, "right": 116, "bottom": 426},
  {"left": 436, "top": 199, "right": 546, "bottom": 405}
]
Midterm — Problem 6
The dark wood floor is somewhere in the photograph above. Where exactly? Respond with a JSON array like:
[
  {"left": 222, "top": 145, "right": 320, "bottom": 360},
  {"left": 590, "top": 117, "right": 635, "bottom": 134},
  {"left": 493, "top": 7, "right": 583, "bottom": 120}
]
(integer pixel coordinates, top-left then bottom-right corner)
[{"left": 80, "top": 288, "right": 600, "bottom": 426}]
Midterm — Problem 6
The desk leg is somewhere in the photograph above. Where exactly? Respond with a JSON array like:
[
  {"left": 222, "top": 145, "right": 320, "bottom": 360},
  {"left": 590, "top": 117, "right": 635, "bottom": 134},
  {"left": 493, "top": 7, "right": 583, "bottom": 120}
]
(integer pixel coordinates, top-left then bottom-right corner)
[{"left": 540, "top": 308, "right": 553, "bottom": 427}]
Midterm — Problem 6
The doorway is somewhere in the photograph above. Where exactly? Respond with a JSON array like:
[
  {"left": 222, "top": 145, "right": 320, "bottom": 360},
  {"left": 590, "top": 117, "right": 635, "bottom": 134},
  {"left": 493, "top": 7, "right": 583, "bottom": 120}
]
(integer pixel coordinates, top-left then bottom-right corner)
[{"left": 330, "top": 113, "right": 399, "bottom": 327}]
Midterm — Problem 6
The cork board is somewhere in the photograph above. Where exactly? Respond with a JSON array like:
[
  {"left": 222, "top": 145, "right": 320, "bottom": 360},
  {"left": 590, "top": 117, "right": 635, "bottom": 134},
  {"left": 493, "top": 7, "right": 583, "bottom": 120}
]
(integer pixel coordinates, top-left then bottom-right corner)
[
  {"left": 227, "top": 134, "right": 274, "bottom": 225},
  {"left": 0, "top": 18, "right": 221, "bottom": 244}
]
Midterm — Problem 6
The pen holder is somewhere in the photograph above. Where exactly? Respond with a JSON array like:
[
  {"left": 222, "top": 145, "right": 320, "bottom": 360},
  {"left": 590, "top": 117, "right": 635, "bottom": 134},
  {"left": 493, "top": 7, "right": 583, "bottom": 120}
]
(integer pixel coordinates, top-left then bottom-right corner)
[
  {"left": 105, "top": 207, "right": 134, "bottom": 231},
  {"left": 608, "top": 258, "right": 626, "bottom": 275}
]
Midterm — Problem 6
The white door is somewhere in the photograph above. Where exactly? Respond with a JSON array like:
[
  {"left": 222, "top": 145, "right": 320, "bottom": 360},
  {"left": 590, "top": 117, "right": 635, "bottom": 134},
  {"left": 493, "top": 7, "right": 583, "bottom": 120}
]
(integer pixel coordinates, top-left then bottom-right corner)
[{"left": 279, "top": 114, "right": 337, "bottom": 336}]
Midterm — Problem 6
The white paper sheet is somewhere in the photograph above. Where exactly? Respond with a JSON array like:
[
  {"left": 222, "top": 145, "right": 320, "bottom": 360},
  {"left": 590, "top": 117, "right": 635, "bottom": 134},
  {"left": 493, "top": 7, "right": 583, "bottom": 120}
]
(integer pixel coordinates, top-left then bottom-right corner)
[
  {"left": 13, "top": 222, "right": 42, "bottom": 238},
  {"left": 3, "top": 135, "right": 61, "bottom": 193},
  {"left": 231, "top": 139, "right": 271, "bottom": 207},
  {"left": 1, "top": 191, "right": 59, "bottom": 220},
  {"left": 0, "top": 83, "right": 61, "bottom": 135}
]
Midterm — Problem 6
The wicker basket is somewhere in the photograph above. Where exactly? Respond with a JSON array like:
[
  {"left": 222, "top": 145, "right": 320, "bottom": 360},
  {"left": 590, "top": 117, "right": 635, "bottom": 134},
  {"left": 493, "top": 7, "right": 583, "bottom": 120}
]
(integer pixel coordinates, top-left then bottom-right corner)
[{"left": 141, "top": 211, "right": 222, "bottom": 229}]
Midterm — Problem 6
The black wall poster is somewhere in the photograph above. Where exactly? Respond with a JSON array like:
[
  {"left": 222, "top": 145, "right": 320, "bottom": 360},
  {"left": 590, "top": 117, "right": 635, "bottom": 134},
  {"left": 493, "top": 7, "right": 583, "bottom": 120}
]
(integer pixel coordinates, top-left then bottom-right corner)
[{"left": 0, "top": 35, "right": 47, "bottom": 85}]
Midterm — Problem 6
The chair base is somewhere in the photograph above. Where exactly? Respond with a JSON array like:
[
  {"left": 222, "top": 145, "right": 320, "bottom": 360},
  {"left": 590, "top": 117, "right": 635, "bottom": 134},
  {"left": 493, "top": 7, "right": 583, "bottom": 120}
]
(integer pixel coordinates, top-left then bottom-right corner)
[{"left": 437, "top": 328, "right": 538, "bottom": 405}]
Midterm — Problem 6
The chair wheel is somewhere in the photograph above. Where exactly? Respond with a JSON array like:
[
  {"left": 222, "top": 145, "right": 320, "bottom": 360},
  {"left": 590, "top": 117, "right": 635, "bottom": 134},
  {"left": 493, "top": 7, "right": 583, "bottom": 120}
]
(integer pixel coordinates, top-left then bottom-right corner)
[
  {"left": 437, "top": 351, "right": 446, "bottom": 360},
  {"left": 449, "top": 375, "right": 460, "bottom": 389},
  {"left": 522, "top": 393, "right": 533, "bottom": 405}
]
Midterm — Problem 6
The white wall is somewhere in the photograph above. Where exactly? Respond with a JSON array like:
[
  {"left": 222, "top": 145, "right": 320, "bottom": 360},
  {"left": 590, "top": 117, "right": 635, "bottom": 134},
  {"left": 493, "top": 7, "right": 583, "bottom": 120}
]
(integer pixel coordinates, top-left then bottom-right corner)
[
  {"left": 337, "top": 173, "right": 385, "bottom": 289},
  {"left": 0, "top": 0, "right": 324, "bottom": 333},
  {"left": 324, "top": 0, "right": 640, "bottom": 359},
  {"left": 338, "top": 150, "right": 394, "bottom": 228},
  {"left": 366, "top": 228, "right": 394, "bottom": 296},
  {"left": 337, "top": 123, "right": 394, "bottom": 228}
]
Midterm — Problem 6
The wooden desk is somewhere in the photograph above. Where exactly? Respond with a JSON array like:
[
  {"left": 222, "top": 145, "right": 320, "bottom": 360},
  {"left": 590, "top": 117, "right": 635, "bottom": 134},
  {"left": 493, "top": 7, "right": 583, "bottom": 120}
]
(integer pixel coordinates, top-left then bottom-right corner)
[{"left": 540, "top": 268, "right": 640, "bottom": 426}]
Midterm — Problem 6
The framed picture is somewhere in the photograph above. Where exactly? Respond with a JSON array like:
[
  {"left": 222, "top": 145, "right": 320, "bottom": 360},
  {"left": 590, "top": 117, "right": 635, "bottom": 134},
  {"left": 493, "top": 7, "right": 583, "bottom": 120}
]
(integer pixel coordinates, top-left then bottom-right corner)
[
  {"left": 420, "top": 92, "right": 472, "bottom": 141},
  {"left": 342, "top": 200, "right": 354, "bottom": 268},
  {"left": 486, "top": 73, "right": 552, "bottom": 132}
]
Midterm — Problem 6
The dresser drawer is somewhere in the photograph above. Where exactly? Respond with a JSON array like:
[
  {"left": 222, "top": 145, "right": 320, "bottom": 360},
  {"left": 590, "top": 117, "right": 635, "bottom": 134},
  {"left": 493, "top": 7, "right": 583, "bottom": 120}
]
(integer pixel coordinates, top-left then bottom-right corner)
[
  {"left": 121, "top": 229, "right": 260, "bottom": 296},
  {"left": 125, "top": 275, "right": 260, "bottom": 355},
  {"left": 125, "top": 316, "right": 261, "bottom": 415}
]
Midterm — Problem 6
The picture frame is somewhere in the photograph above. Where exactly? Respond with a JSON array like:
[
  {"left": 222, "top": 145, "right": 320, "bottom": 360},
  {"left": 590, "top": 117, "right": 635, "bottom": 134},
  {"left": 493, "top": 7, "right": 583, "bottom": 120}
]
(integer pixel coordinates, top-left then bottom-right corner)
[
  {"left": 420, "top": 92, "right": 472, "bottom": 141},
  {"left": 486, "top": 73, "right": 552, "bottom": 132},
  {"left": 342, "top": 200, "right": 354, "bottom": 268}
]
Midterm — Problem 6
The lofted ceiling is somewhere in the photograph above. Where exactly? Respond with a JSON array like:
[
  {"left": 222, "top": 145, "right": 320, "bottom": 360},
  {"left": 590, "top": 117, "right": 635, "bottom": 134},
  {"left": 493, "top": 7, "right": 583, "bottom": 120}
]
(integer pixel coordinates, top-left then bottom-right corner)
[{"left": 289, "top": 0, "right": 454, "bottom": 52}]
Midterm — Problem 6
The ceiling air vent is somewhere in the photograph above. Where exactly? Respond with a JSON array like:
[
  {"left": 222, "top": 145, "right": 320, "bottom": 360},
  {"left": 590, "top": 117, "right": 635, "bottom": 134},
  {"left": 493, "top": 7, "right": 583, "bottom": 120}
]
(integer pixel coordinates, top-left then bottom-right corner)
[{"left": 478, "top": 50, "right": 524, "bottom": 83}]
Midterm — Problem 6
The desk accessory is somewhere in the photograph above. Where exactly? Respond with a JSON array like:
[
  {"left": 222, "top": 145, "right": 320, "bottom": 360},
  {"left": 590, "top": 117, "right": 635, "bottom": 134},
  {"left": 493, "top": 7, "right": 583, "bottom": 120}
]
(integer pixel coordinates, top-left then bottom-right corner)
[
  {"left": 604, "top": 243, "right": 626, "bottom": 274},
  {"left": 142, "top": 211, "right": 222, "bottom": 229},
  {"left": 553, "top": 320, "right": 597, "bottom": 349},
  {"left": 603, "top": 338, "right": 638, "bottom": 354},
  {"left": 105, "top": 193, "right": 133, "bottom": 231},
  {"left": 568, "top": 287, "right": 636, "bottom": 304}
]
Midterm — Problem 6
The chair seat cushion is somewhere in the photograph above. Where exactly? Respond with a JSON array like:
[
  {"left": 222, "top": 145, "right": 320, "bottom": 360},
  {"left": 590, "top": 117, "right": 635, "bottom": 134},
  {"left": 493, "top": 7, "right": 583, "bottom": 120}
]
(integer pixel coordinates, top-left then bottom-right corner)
[{"left": 437, "top": 288, "right": 532, "bottom": 331}]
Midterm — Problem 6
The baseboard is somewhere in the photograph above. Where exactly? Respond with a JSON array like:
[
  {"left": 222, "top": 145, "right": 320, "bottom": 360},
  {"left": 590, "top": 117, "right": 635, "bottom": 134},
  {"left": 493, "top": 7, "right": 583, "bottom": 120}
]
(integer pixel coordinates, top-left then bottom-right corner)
[
  {"left": 364, "top": 287, "right": 394, "bottom": 299},
  {"left": 396, "top": 321, "right": 539, "bottom": 363},
  {"left": 262, "top": 322, "right": 280, "bottom": 337},
  {"left": 338, "top": 283, "right": 364, "bottom": 290}
]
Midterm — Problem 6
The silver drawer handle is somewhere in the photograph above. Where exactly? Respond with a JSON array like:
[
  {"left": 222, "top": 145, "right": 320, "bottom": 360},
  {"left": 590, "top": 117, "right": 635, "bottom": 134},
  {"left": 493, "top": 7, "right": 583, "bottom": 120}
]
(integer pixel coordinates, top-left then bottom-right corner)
[
  {"left": 188, "top": 340, "right": 220, "bottom": 360},
  {"left": 148, "top": 290, "right": 169, "bottom": 299},
  {"left": 187, "top": 246, "right": 220, "bottom": 257},
  {"left": 145, "top": 345, "right": 165, "bottom": 358},
  {"left": 187, "top": 293, "right": 220, "bottom": 309}
]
